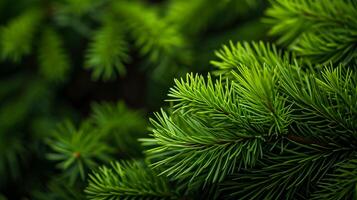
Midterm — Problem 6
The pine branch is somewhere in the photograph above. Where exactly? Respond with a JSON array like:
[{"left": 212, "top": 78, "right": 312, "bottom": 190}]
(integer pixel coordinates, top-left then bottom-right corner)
[
  {"left": 85, "top": 18, "right": 129, "bottom": 80},
  {"left": 211, "top": 41, "right": 294, "bottom": 78},
  {"left": 169, "top": 67, "right": 291, "bottom": 136},
  {"left": 312, "top": 154, "right": 357, "bottom": 200},
  {"left": 279, "top": 65, "right": 357, "bottom": 138},
  {"left": 0, "top": 9, "right": 42, "bottom": 62},
  {"left": 46, "top": 121, "right": 113, "bottom": 185},
  {"left": 142, "top": 109, "right": 265, "bottom": 184},
  {"left": 221, "top": 142, "right": 351, "bottom": 199},
  {"left": 89, "top": 101, "right": 147, "bottom": 156},
  {"left": 38, "top": 28, "right": 71, "bottom": 82},
  {"left": 292, "top": 29, "right": 357, "bottom": 66},
  {"left": 265, "top": 0, "right": 357, "bottom": 65},
  {"left": 85, "top": 160, "right": 177, "bottom": 200},
  {"left": 142, "top": 41, "right": 357, "bottom": 195},
  {"left": 113, "top": 1, "right": 189, "bottom": 66}
]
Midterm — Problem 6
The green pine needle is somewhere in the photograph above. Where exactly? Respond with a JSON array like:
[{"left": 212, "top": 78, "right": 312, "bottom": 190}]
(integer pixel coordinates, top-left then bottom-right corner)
[
  {"left": 85, "top": 160, "right": 176, "bottom": 200},
  {"left": 265, "top": 0, "right": 357, "bottom": 65}
]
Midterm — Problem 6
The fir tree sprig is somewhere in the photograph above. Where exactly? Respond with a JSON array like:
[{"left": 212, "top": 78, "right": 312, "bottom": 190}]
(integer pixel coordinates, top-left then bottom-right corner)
[
  {"left": 140, "top": 41, "right": 357, "bottom": 198},
  {"left": 221, "top": 141, "right": 351, "bottom": 199},
  {"left": 312, "top": 154, "right": 357, "bottom": 200},
  {"left": 265, "top": 0, "right": 357, "bottom": 65},
  {"left": 85, "top": 160, "right": 176, "bottom": 200},
  {"left": 142, "top": 109, "right": 265, "bottom": 184},
  {"left": 89, "top": 101, "right": 147, "bottom": 157},
  {"left": 0, "top": 9, "right": 42, "bottom": 62},
  {"left": 114, "top": 1, "right": 189, "bottom": 64},
  {"left": 38, "top": 28, "right": 71, "bottom": 82},
  {"left": 211, "top": 41, "right": 292, "bottom": 78},
  {"left": 46, "top": 121, "right": 113, "bottom": 184},
  {"left": 85, "top": 18, "right": 129, "bottom": 80}
]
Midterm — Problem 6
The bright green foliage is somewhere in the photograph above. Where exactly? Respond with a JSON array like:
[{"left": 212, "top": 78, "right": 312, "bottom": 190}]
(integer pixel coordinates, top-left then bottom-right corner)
[
  {"left": 114, "top": 1, "right": 189, "bottom": 66},
  {"left": 0, "top": 9, "right": 42, "bottom": 62},
  {"left": 0, "top": 0, "right": 266, "bottom": 199},
  {"left": 85, "top": 19, "right": 129, "bottom": 80},
  {"left": 84, "top": 0, "right": 357, "bottom": 197},
  {"left": 211, "top": 41, "right": 292, "bottom": 77},
  {"left": 141, "top": 44, "right": 294, "bottom": 185},
  {"left": 221, "top": 142, "right": 350, "bottom": 199},
  {"left": 46, "top": 121, "right": 113, "bottom": 184},
  {"left": 38, "top": 28, "right": 71, "bottom": 82},
  {"left": 84, "top": 39, "right": 356, "bottom": 198},
  {"left": 144, "top": 47, "right": 285, "bottom": 184},
  {"left": 86, "top": 160, "right": 176, "bottom": 200},
  {"left": 279, "top": 65, "right": 357, "bottom": 137},
  {"left": 143, "top": 108, "right": 265, "bottom": 184},
  {"left": 265, "top": 0, "right": 357, "bottom": 65},
  {"left": 0, "top": 0, "right": 356, "bottom": 199},
  {"left": 141, "top": 41, "right": 357, "bottom": 199}
]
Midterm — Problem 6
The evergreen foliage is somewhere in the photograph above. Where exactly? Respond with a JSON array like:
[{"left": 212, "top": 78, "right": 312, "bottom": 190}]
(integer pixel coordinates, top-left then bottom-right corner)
[
  {"left": 114, "top": 1, "right": 188, "bottom": 64},
  {"left": 0, "top": 0, "right": 257, "bottom": 81},
  {"left": 38, "top": 28, "right": 71, "bottom": 82},
  {"left": 265, "top": 0, "right": 357, "bottom": 65},
  {"left": 46, "top": 121, "right": 113, "bottom": 184},
  {"left": 0, "top": 9, "right": 42, "bottom": 62},
  {"left": 86, "top": 160, "right": 176, "bottom": 200},
  {"left": 0, "top": 0, "right": 356, "bottom": 199},
  {"left": 89, "top": 101, "right": 147, "bottom": 157},
  {"left": 85, "top": 18, "right": 129, "bottom": 80},
  {"left": 44, "top": 100, "right": 147, "bottom": 186},
  {"left": 84, "top": 0, "right": 356, "bottom": 199}
]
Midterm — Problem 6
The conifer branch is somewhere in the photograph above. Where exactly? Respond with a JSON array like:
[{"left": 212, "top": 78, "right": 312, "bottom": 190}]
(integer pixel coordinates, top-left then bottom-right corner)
[
  {"left": 86, "top": 160, "right": 176, "bottom": 200},
  {"left": 38, "top": 28, "right": 71, "bottom": 82},
  {"left": 141, "top": 41, "right": 357, "bottom": 197},
  {"left": 89, "top": 101, "right": 147, "bottom": 156},
  {"left": 113, "top": 1, "right": 189, "bottom": 66},
  {"left": 46, "top": 121, "right": 113, "bottom": 184},
  {"left": 265, "top": 0, "right": 357, "bottom": 65},
  {"left": 0, "top": 9, "right": 42, "bottom": 62},
  {"left": 85, "top": 18, "right": 129, "bottom": 80},
  {"left": 312, "top": 154, "right": 357, "bottom": 200},
  {"left": 221, "top": 143, "right": 352, "bottom": 199}
]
